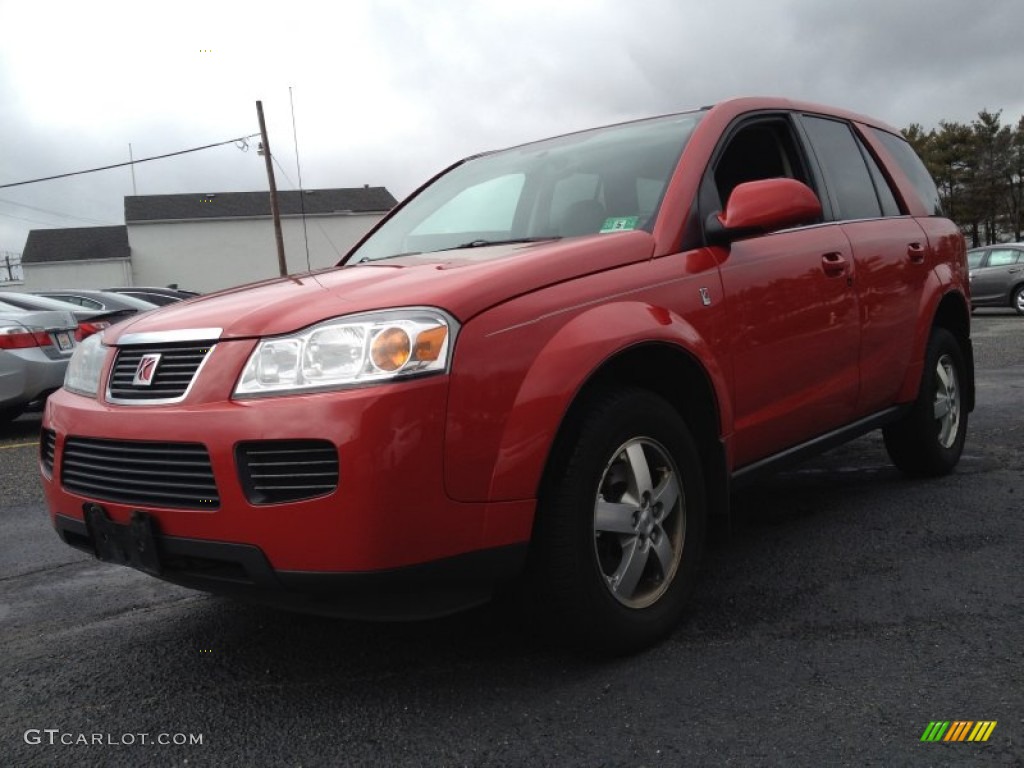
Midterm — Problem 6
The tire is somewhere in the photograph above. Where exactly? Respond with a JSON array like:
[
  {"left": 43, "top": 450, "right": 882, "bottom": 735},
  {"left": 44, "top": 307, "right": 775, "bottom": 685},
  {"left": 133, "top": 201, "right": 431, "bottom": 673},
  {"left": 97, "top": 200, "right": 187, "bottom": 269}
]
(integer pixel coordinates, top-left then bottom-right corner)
[
  {"left": 527, "top": 388, "right": 706, "bottom": 654},
  {"left": 1012, "top": 284, "right": 1024, "bottom": 316},
  {"left": 883, "top": 327, "right": 968, "bottom": 476},
  {"left": 0, "top": 406, "right": 25, "bottom": 425}
]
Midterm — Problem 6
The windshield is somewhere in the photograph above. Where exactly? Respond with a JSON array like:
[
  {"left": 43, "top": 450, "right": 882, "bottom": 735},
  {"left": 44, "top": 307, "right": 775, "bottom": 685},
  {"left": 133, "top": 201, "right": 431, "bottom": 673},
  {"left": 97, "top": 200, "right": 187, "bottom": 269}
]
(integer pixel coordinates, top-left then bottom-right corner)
[{"left": 347, "top": 111, "right": 704, "bottom": 263}]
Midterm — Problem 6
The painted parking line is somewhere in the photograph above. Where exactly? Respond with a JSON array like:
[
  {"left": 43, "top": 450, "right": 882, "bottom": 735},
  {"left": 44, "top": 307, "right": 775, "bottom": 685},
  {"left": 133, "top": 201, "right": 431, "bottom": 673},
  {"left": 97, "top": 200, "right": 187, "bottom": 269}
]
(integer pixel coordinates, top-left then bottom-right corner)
[{"left": 0, "top": 441, "right": 37, "bottom": 450}]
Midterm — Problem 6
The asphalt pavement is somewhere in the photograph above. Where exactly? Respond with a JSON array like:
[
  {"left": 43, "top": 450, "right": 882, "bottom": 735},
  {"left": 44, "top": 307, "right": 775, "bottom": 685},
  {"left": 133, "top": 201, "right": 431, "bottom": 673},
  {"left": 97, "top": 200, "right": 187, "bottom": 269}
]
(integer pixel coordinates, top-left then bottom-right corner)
[{"left": 1, "top": 310, "right": 1021, "bottom": 767}]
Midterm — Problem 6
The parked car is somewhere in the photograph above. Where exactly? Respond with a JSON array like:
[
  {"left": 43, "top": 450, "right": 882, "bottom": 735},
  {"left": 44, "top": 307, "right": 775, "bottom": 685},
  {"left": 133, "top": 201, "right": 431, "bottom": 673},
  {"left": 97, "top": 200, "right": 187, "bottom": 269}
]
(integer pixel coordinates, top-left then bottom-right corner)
[
  {"left": 0, "top": 293, "right": 135, "bottom": 340},
  {"left": 102, "top": 286, "right": 200, "bottom": 306},
  {"left": 1, "top": 307, "right": 78, "bottom": 423},
  {"left": 33, "top": 289, "right": 160, "bottom": 314},
  {"left": 41, "top": 97, "right": 973, "bottom": 653},
  {"left": 966, "top": 243, "right": 1024, "bottom": 314}
]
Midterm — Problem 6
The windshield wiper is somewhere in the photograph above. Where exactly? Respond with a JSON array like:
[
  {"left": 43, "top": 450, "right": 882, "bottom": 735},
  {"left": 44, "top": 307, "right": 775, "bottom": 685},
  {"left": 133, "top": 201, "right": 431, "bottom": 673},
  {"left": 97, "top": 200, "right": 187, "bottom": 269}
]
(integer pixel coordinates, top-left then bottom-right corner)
[
  {"left": 452, "top": 236, "right": 562, "bottom": 249},
  {"left": 350, "top": 250, "right": 421, "bottom": 264}
]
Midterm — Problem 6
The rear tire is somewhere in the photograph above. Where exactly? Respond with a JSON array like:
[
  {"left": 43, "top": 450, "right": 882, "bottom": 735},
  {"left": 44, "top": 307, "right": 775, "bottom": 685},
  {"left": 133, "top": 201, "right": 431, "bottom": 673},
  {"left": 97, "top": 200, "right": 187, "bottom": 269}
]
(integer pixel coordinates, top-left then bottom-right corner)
[
  {"left": 883, "top": 327, "right": 968, "bottom": 476},
  {"left": 527, "top": 388, "right": 706, "bottom": 654}
]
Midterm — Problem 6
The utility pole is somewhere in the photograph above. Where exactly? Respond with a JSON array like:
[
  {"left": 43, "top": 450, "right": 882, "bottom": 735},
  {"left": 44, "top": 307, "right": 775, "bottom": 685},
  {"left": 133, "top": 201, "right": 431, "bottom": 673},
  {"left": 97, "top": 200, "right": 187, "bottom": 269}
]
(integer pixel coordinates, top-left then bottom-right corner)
[
  {"left": 128, "top": 143, "right": 138, "bottom": 196},
  {"left": 256, "top": 100, "right": 288, "bottom": 277}
]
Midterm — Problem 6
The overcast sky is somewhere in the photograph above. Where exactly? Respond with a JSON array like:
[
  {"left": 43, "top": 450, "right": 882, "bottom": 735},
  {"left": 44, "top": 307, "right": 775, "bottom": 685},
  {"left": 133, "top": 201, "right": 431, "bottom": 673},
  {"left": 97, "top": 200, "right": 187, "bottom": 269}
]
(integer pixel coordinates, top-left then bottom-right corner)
[{"left": 1, "top": 0, "right": 1022, "bottom": 256}]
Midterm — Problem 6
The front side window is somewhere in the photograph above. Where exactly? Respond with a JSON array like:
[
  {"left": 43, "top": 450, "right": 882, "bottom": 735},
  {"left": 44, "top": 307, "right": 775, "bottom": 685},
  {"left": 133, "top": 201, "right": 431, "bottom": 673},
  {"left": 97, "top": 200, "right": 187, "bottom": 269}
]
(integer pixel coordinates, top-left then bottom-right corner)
[
  {"left": 713, "top": 119, "right": 812, "bottom": 206},
  {"left": 347, "top": 112, "right": 703, "bottom": 263}
]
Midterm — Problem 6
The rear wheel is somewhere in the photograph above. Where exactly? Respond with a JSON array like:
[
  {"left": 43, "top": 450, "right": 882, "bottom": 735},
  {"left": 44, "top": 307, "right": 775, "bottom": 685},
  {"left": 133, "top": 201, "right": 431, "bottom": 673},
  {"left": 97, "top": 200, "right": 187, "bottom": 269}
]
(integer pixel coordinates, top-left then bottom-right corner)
[
  {"left": 528, "top": 388, "right": 706, "bottom": 654},
  {"left": 883, "top": 327, "right": 968, "bottom": 476},
  {"left": 1012, "top": 284, "right": 1024, "bottom": 316}
]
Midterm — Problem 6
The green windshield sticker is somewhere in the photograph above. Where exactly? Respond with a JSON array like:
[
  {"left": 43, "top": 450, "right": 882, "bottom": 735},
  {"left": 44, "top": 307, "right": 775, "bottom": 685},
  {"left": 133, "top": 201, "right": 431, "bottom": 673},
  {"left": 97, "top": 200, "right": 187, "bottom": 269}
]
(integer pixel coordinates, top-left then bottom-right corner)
[{"left": 599, "top": 216, "right": 639, "bottom": 233}]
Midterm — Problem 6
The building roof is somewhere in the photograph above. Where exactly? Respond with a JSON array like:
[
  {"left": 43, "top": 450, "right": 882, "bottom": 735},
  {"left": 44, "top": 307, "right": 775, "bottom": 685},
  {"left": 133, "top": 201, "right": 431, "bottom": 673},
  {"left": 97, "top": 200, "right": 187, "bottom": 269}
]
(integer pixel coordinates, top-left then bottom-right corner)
[
  {"left": 125, "top": 186, "right": 398, "bottom": 223},
  {"left": 22, "top": 225, "right": 130, "bottom": 264}
]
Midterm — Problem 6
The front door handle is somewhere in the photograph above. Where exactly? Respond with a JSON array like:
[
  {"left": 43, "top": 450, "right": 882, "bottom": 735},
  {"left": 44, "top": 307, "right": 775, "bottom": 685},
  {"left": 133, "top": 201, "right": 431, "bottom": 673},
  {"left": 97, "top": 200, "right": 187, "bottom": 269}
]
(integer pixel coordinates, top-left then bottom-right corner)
[
  {"left": 907, "top": 243, "right": 926, "bottom": 263},
  {"left": 821, "top": 251, "right": 848, "bottom": 277}
]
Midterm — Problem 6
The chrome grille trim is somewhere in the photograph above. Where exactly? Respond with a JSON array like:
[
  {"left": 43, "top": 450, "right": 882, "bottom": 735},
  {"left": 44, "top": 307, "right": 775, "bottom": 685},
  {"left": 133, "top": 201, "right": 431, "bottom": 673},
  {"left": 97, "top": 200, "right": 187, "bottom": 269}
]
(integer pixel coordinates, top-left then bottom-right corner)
[
  {"left": 117, "top": 327, "right": 223, "bottom": 345},
  {"left": 106, "top": 342, "right": 215, "bottom": 404}
]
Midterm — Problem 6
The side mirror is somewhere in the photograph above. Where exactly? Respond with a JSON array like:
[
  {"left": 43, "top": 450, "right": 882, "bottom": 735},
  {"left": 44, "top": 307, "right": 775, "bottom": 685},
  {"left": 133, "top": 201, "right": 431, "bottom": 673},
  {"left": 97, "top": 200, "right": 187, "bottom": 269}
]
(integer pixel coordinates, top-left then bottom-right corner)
[{"left": 707, "top": 178, "right": 822, "bottom": 243}]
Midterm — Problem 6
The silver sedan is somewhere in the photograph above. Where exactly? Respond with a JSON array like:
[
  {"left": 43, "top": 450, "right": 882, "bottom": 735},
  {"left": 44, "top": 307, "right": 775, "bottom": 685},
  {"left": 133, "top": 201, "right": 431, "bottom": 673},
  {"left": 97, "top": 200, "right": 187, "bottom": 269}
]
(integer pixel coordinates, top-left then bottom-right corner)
[
  {"left": 967, "top": 243, "right": 1024, "bottom": 315},
  {"left": 0, "top": 307, "right": 78, "bottom": 424}
]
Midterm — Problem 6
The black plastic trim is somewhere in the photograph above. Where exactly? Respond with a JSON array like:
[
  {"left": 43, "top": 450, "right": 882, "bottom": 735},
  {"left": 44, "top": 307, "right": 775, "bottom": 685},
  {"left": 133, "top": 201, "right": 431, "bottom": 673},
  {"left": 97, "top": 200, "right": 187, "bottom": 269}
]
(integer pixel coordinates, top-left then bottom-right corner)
[
  {"left": 731, "top": 405, "right": 909, "bottom": 488},
  {"left": 53, "top": 513, "right": 526, "bottom": 620}
]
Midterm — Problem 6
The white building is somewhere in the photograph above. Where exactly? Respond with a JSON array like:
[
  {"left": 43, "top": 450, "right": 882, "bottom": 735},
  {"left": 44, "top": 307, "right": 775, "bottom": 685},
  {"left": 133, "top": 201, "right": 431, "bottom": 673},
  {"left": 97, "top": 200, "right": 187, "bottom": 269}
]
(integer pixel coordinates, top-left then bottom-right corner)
[{"left": 17, "top": 187, "right": 396, "bottom": 293}]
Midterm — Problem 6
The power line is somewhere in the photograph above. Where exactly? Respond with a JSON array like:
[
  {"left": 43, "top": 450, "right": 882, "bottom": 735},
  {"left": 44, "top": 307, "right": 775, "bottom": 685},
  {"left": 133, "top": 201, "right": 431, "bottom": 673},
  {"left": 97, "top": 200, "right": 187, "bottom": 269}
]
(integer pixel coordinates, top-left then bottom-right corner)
[
  {"left": 269, "top": 155, "right": 343, "bottom": 260},
  {"left": 0, "top": 196, "right": 116, "bottom": 226},
  {"left": 0, "top": 211, "right": 77, "bottom": 228},
  {"left": 0, "top": 133, "right": 261, "bottom": 190}
]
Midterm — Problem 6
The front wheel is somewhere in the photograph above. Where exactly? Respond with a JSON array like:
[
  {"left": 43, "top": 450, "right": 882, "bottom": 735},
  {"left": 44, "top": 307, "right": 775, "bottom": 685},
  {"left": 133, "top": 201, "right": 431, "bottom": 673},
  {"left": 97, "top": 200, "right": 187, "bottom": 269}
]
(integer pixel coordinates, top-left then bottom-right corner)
[
  {"left": 883, "top": 327, "right": 969, "bottom": 476},
  {"left": 0, "top": 406, "right": 25, "bottom": 426},
  {"left": 1012, "top": 284, "right": 1024, "bottom": 316},
  {"left": 527, "top": 388, "right": 706, "bottom": 654}
]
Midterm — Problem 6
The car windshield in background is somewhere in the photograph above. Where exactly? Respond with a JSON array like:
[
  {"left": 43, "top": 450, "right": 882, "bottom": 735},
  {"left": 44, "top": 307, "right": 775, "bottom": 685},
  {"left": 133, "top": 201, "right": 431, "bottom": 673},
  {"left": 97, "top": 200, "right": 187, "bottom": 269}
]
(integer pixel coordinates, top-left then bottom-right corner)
[{"left": 347, "top": 111, "right": 704, "bottom": 263}]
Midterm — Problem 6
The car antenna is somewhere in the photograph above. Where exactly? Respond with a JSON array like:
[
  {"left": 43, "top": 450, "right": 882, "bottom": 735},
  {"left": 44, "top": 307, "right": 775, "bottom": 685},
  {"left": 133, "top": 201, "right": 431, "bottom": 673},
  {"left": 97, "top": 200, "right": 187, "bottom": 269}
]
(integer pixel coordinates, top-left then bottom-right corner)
[{"left": 289, "top": 86, "right": 312, "bottom": 274}]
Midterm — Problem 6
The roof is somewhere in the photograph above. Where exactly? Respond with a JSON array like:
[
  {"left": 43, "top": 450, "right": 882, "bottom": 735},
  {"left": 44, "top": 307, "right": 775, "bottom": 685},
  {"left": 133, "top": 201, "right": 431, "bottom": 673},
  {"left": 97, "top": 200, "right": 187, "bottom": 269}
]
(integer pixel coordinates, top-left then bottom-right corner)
[
  {"left": 22, "top": 225, "right": 130, "bottom": 264},
  {"left": 125, "top": 187, "right": 398, "bottom": 223}
]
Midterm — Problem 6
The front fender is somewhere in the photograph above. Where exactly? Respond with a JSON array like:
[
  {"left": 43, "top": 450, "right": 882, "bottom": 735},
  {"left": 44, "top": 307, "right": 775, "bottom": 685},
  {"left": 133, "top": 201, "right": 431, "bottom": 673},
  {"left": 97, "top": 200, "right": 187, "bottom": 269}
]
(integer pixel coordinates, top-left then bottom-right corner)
[{"left": 444, "top": 296, "right": 729, "bottom": 505}]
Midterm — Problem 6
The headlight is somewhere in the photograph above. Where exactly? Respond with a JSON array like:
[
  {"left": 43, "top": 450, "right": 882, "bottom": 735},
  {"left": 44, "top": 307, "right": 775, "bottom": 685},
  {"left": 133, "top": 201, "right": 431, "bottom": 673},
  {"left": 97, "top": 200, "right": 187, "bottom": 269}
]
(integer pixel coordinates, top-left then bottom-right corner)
[
  {"left": 64, "top": 332, "right": 107, "bottom": 397},
  {"left": 234, "top": 308, "right": 457, "bottom": 397}
]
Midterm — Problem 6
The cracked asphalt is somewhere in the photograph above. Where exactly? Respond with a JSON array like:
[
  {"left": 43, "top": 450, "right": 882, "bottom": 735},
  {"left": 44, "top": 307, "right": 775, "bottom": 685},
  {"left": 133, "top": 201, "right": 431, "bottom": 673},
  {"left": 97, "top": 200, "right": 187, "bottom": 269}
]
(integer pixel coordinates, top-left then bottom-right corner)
[{"left": 1, "top": 310, "right": 1021, "bottom": 767}]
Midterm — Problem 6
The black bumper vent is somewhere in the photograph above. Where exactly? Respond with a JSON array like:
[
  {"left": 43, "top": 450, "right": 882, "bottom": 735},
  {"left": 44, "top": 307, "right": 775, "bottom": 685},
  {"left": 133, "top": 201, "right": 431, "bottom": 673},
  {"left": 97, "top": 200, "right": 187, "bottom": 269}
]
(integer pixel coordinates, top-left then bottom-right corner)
[
  {"left": 40, "top": 428, "right": 56, "bottom": 476},
  {"left": 108, "top": 342, "right": 213, "bottom": 402},
  {"left": 237, "top": 440, "right": 339, "bottom": 504},
  {"left": 62, "top": 437, "right": 219, "bottom": 509}
]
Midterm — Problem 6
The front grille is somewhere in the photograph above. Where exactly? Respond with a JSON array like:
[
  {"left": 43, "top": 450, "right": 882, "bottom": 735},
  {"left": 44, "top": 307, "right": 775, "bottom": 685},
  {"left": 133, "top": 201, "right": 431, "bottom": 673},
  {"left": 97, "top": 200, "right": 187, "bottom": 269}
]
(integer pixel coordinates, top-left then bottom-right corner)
[
  {"left": 107, "top": 343, "right": 214, "bottom": 402},
  {"left": 237, "top": 440, "right": 339, "bottom": 504},
  {"left": 40, "top": 428, "right": 56, "bottom": 476},
  {"left": 62, "top": 437, "right": 219, "bottom": 509}
]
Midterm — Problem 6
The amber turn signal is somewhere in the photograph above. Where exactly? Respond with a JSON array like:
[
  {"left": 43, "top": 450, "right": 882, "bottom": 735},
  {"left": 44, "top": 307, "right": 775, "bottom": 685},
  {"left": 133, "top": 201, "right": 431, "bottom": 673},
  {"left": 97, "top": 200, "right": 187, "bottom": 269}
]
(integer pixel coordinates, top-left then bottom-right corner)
[{"left": 413, "top": 326, "right": 448, "bottom": 362}]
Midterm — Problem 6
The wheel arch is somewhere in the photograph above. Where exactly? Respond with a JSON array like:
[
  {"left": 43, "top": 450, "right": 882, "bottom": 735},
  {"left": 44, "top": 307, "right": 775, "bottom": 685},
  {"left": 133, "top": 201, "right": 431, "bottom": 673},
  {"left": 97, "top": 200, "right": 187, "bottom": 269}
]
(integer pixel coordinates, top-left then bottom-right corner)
[
  {"left": 1007, "top": 280, "right": 1024, "bottom": 310},
  {"left": 931, "top": 289, "right": 975, "bottom": 412},
  {"left": 896, "top": 278, "right": 974, "bottom": 413},
  {"left": 537, "top": 341, "right": 730, "bottom": 521}
]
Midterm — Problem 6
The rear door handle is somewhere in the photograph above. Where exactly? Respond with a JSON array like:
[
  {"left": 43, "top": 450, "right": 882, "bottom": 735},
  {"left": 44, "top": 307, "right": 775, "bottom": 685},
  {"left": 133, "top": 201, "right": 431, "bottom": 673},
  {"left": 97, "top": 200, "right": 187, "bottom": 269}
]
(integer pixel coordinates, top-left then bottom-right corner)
[
  {"left": 821, "top": 251, "right": 848, "bottom": 277},
  {"left": 907, "top": 243, "right": 926, "bottom": 263}
]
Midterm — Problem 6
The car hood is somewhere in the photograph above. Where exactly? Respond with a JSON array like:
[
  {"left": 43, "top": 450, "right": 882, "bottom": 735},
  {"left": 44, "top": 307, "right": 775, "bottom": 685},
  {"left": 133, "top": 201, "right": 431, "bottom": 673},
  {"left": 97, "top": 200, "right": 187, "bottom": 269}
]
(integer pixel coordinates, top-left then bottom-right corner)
[{"left": 105, "top": 231, "right": 654, "bottom": 342}]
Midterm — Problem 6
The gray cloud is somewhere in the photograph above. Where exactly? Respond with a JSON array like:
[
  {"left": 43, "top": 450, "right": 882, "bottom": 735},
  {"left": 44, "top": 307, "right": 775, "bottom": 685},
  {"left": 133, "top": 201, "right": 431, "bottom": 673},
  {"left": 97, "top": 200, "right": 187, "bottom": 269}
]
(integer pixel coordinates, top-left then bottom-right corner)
[{"left": 2, "top": 0, "right": 1022, "bottom": 255}]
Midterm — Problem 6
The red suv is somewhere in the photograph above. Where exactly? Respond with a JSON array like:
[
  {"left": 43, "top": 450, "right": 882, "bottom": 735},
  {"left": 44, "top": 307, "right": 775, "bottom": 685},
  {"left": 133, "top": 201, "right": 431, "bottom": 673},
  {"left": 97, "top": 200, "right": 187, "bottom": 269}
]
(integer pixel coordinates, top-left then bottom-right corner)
[{"left": 42, "top": 97, "right": 972, "bottom": 652}]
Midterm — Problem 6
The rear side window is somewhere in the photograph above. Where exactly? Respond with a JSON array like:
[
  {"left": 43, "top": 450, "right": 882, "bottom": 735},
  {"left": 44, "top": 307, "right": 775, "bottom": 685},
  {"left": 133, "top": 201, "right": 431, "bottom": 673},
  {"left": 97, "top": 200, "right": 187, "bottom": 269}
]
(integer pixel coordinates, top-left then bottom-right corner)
[
  {"left": 869, "top": 127, "right": 944, "bottom": 216},
  {"left": 801, "top": 116, "right": 883, "bottom": 221},
  {"left": 987, "top": 249, "right": 1021, "bottom": 267},
  {"left": 967, "top": 250, "right": 984, "bottom": 269}
]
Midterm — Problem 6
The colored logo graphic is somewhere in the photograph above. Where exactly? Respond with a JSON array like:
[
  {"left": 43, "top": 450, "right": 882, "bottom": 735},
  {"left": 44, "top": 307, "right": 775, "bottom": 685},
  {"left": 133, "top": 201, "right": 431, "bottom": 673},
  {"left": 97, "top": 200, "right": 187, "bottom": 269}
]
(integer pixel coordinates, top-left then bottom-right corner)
[
  {"left": 920, "top": 721, "right": 997, "bottom": 742},
  {"left": 133, "top": 353, "right": 162, "bottom": 387}
]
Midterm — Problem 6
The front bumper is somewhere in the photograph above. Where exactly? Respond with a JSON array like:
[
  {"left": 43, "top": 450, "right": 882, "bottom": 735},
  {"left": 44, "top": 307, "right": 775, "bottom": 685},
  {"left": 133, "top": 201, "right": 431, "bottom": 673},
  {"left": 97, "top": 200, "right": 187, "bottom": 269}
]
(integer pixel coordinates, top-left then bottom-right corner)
[
  {"left": 41, "top": 372, "right": 535, "bottom": 611},
  {"left": 54, "top": 511, "right": 525, "bottom": 619}
]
